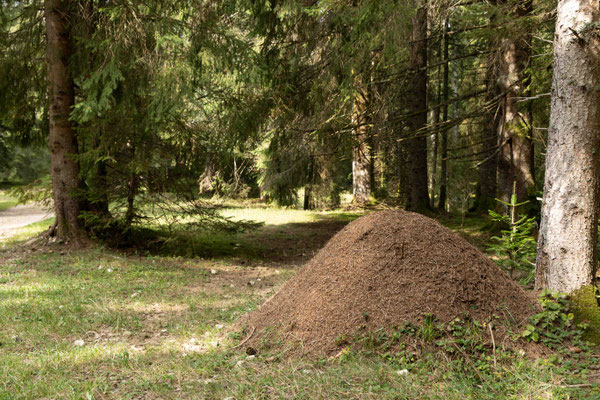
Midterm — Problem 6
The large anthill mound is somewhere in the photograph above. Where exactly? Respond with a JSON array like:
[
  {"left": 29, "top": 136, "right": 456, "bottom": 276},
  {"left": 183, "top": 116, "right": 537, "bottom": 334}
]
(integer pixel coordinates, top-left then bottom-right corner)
[{"left": 240, "top": 210, "right": 537, "bottom": 355}]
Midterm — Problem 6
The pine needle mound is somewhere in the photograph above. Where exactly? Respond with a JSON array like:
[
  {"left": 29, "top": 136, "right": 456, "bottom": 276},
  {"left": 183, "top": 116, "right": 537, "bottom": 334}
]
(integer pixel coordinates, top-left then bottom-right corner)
[{"left": 241, "top": 210, "right": 537, "bottom": 355}]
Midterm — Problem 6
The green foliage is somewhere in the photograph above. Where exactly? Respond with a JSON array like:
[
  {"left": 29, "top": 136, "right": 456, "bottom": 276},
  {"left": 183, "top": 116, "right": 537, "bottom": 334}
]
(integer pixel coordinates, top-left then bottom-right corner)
[
  {"left": 0, "top": 145, "right": 49, "bottom": 184},
  {"left": 8, "top": 176, "right": 53, "bottom": 208},
  {"left": 521, "top": 290, "right": 584, "bottom": 346},
  {"left": 487, "top": 187, "right": 537, "bottom": 283}
]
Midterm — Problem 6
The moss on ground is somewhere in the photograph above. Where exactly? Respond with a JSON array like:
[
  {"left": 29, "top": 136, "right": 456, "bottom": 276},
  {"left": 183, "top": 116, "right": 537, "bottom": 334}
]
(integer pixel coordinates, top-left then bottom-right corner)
[{"left": 571, "top": 285, "right": 600, "bottom": 344}]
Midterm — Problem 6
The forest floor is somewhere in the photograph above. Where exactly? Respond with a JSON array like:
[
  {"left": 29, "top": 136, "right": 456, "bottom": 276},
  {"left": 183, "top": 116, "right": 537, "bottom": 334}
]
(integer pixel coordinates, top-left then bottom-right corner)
[{"left": 0, "top": 204, "right": 598, "bottom": 399}]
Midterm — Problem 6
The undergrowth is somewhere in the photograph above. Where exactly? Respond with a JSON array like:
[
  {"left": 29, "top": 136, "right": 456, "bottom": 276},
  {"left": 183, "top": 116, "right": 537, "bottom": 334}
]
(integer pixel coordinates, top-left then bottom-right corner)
[{"left": 321, "top": 291, "right": 600, "bottom": 399}]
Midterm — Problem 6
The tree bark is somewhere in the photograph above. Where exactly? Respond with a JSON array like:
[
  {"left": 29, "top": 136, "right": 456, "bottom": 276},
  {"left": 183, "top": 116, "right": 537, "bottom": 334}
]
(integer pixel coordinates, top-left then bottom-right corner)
[
  {"left": 535, "top": 0, "right": 600, "bottom": 292},
  {"left": 429, "top": 105, "right": 439, "bottom": 209},
  {"left": 438, "top": 19, "right": 449, "bottom": 211},
  {"left": 405, "top": 1, "right": 430, "bottom": 212},
  {"left": 352, "top": 75, "right": 371, "bottom": 204},
  {"left": 496, "top": 1, "right": 535, "bottom": 206},
  {"left": 45, "top": 0, "right": 87, "bottom": 243},
  {"left": 474, "top": 47, "right": 500, "bottom": 213}
]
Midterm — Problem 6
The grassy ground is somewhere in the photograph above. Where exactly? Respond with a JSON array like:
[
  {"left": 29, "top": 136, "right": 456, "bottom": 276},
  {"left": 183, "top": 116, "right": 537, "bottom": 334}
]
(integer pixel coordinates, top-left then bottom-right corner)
[
  {"left": 0, "top": 190, "right": 18, "bottom": 212},
  {"left": 0, "top": 206, "right": 599, "bottom": 399}
]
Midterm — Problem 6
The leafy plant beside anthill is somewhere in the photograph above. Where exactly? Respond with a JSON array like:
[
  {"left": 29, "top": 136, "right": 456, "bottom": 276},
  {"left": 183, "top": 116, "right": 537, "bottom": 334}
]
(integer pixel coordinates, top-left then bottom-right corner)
[
  {"left": 487, "top": 182, "right": 537, "bottom": 283},
  {"left": 521, "top": 290, "right": 587, "bottom": 348}
]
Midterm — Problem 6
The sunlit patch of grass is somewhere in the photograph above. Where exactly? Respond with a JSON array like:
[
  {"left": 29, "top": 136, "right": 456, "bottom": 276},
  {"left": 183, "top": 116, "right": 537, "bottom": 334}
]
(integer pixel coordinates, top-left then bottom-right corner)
[
  {"left": 219, "top": 207, "right": 360, "bottom": 225},
  {"left": 0, "top": 217, "right": 54, "bottom": 248},
  {"left": 119, "top": 207, "right": 364, "bottom": 259},
  {"left": 0, "top": 189, "right": 18, "bottom": 211}
]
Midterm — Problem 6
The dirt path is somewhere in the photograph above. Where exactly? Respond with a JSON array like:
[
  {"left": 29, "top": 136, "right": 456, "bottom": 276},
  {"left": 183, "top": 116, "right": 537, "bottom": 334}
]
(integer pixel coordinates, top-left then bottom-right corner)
[{"left": 0, "top": 204, "right": 53, "bottom": 238}]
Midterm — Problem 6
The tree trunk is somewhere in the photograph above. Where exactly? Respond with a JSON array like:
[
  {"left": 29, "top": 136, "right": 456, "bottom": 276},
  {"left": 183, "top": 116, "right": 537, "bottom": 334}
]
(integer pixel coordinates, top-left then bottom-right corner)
[
  {"left": 474, "top": 47, "right": 500, "bottom": 213},
  {"left": 438, "top": 19, "right": 449, "bottom": 211},
  {"left": 535, "top": 0, "right": 600, "bottom": 292},
  {"left": 405, "top": 1, "right": 430, "bottom": 212},
  {"left": 303, "top": 185, "right": 313, "bottom": 210},
  {"left": 45, "top": 0, "right": 87, "bottom": 243},
  {"left": 496, "top": 1, "right": 534, "bottom": 206},
  {"left": 352, "top": 75, "right": 371, "bottom": 204},
  {"left": 125, "top": 172, "right": 137, "bottom": 225},
  {"left": 430, "top": 106, "right": 439, "bottom": 209}
]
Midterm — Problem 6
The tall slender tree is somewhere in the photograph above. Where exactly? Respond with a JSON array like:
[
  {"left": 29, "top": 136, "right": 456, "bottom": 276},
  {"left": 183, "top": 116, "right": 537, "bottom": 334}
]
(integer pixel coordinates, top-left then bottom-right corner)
[
  {"left": 404, "top": 0, "right": 430, "bottom": 211},
  {"left": 352, "top": 75, "right": 372, "bottom": 204},
  {"left": 437, "top": 17, "right": 449, "bottom": 211},
  {"left": 535, "top": 0, "right": 600, "bottom": 292},
  {"left": 496, "top": 0, "right": 535, "bottom": 205}
]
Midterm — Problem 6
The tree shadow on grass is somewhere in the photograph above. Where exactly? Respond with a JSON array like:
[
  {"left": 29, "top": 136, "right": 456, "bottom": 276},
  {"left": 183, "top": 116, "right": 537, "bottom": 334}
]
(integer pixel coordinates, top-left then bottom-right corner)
[{"left": 118, "top": 212, "right": 363, "bottom": 267}]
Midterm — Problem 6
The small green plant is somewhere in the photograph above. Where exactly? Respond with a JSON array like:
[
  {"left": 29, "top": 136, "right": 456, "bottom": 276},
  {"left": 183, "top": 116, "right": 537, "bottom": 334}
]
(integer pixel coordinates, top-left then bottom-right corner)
[
  {"left": 521, "top": 290, "right": 589, "bottom": 348},
  {"left": 487, "top": 182, "right": 537, "bottom": 282},
  {"left": 420, "top": 314, "right": 441, "bottom": 342}
]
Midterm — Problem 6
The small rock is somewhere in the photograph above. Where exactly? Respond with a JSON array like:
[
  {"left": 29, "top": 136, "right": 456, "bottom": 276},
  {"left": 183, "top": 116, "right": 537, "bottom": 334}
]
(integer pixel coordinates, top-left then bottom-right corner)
[
  {"left": 265, "top": 356, "right": 277, "bottom": 363},
  {"left": 235, "top": 360, "right": 245, "bottom": 368},
  {"left": 569, "top": 346, "right": 583, "bottom": 354},
  {"left": 245, "top": 355, "right": 255, "bottom": 361},
  {"left": 396, "top": 369, "right": 409, "bottom": 376},
  {"left": 106, "top": 268, "right": 113, "bottom": 273},
  {"left": 73, "top": 339, "right": 85, "bottom": 347},
  {"left": 229, "top": 284, "right": 235, "bottom": 288},
  {"left": 248, "top": 280, "right": 255, "bottom": 286},
  {"left": 210, "top": 269, "right": 218, "bottom": 275},
  {"left": 131, "top": 292, "right": 140, "bottom": 298},
  {"left": 215, "top": 324, "right": 224, "bottom": 330}
]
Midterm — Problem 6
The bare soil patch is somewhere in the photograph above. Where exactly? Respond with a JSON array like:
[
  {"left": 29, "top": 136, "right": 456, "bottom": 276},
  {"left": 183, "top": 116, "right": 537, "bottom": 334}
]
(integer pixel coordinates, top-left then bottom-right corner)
[{"left": 240, "top": 210, "right": 538, "bottom": 355}]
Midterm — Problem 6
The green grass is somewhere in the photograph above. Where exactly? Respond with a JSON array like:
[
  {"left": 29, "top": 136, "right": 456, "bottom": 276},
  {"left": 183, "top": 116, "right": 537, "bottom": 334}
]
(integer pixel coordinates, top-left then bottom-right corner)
[
  {"left": 0, "top": 189, "right": 18, "bottom": 211},
  {"left": 0, "top": 218, "right": 54, "bottom": 249},
  {"left": 0, "top": 206, "right": 598, "bottom": 399}
]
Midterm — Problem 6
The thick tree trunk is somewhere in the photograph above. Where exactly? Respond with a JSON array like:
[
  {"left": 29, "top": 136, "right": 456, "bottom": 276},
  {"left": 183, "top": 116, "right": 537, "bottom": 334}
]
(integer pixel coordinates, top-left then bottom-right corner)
[
  {"left": 405, "top": 2, "right": 430, "bottom": 212},
  {"left": 45, "top": 0, "right": 87, "bottom": 243},
  {"left": 496, "top": 1, "right": 534, "bottom": 206},
  {"left": 352, "top": 75, "right": 371, "bottom": 204},
  {"left": 535, "top": 0, "right": 600, "bottom": 292}
]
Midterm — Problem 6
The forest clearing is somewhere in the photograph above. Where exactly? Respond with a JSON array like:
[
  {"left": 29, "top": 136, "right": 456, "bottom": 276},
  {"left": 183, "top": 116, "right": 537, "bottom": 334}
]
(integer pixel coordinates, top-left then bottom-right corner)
[
  {"left": 0, "top": 198, "right": 598, "bottom": 399},
  {"left": 3, "top": 0, "right": 600, "bottom": 398}
]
